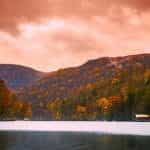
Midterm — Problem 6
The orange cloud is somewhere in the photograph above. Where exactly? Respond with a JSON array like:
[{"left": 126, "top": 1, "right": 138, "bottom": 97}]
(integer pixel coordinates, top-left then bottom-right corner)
[
  {"left": 0, "top": 0, "right": 150, "bottom": 71},
  {"left": 1, "top": 0, "right": 150, "bottom": 33}
]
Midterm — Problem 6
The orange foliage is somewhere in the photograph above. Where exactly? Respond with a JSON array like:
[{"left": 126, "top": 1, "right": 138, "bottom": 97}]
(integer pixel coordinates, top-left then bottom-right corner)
[{"left": 76, "top": 105, "right": 87, "bottom": 113}]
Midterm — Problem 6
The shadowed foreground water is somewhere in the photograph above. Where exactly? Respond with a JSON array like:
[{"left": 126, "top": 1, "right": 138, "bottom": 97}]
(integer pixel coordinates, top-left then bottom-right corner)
[{"left": 0, "top": 132, "right": 150, "bottom": 150}]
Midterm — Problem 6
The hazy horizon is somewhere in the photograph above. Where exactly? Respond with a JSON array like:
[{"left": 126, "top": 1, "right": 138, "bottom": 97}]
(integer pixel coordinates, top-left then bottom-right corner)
[
  {"left": 0, "top": 53, "right": 149, "bottom": 72},
  {"left": 0, "top": 0, "right": 150, "bottom": 71}
]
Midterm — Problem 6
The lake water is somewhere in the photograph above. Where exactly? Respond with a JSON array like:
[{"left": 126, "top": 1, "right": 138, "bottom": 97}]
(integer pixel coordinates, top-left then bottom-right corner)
[{"left": 0, "top": 122, "right": 150, "bottom": 150}]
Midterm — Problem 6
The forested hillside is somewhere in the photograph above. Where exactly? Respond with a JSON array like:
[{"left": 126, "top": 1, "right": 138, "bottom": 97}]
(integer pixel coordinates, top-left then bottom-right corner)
[
  {"left": 0, "top": 54, "right": 150, "bottom": 121},
  {"left": 0, "top": 79, "right": 32, "bottom": 120},
  {"left": 0, "top": 64, "right": 45, "bottom": 89},
  {"left": 18, "top": 54, "right": 150, "bottom": 102},
  {"left": 46, "top": 67, "right": 150, "bottom": 120}
]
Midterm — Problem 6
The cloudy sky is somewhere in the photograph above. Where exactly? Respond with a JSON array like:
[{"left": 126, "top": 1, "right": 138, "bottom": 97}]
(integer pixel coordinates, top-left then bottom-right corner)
[{"left": 0, "top": 0, "right": 150, "bottom": 71}]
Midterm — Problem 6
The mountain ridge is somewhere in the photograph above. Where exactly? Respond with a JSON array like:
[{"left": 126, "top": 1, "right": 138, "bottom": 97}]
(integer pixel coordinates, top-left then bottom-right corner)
[
  {"left": 0, "top": 64, "right": 46, "bottom": 89},
  {"left": 17, "top": 53, "right": 150, "bottom": 102},
  {"left": 0, "top": 53, "right": 150, "bottom": 120}
]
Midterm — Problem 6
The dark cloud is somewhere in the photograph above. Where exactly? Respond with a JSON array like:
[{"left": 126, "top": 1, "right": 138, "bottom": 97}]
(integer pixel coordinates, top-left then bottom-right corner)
[
  {"left": 0, "top": 0, "right": 50, "bottom": 33},
  {"left": 0, "top": 0, "right": 150, "bottom": 33},
  {"left": 121, "top": 0, "right": 150, "bottom": 11},
  {"left": 0, "top": 0, "right": 150, "bottom": 71}
]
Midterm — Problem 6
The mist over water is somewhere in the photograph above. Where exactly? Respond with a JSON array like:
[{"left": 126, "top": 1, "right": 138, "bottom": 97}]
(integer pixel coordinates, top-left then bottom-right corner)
[{"left": 0, "top": 121, "right": 150, "bottom": 136}]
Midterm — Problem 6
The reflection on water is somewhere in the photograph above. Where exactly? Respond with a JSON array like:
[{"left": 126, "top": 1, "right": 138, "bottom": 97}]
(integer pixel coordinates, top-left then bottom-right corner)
[{"left": 0, "top": 132, "right": 149, "bottom": 150}]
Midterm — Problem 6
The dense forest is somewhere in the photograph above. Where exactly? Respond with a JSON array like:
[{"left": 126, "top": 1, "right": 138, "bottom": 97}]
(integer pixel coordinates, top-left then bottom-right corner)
[
  {"left": 46, "top": 68, "right": 150, "bottom": 121},
  {"left": 0, "top": 80, "right": 32, "bottom": 120},
  {"left": 0, "top": 54, "right": 150, "bottom": 121}
]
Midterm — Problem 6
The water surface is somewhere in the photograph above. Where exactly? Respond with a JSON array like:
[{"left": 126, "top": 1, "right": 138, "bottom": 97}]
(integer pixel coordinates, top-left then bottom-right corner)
[
  {"left": 0, "top": 132, "right": 149, "bottom": 150},
  {"left": 0, "top": 122, "right": 150, "bottom": 150}
]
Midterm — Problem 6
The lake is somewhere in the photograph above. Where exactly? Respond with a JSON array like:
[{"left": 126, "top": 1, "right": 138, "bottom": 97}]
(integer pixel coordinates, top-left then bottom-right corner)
[{"left": 0, "top": 122, "right": 150, "bottom": 150}]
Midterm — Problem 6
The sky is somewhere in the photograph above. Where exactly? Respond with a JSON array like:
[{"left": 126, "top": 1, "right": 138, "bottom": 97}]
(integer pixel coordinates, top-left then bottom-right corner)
[{"left": 0, "top": 0, "right": 150, "bottom": 72}]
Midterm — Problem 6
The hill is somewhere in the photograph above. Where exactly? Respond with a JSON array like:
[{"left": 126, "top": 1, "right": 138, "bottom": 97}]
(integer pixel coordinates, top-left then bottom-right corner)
[
  {"left": 16, "top": 53, "right": 150, "bottom": 120},
  {"left": 18, "top": 54, "right": 150, "bottom": 102},
  {"left": 0, "top": 64, "right": 45, "bottom": 89},
  {"left": 0, "top": 54, "right": 150, "bottom": 120}
]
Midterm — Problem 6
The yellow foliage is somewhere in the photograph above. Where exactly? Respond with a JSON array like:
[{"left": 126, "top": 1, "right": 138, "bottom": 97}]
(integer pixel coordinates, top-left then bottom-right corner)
[
  {"left": 96, "top": 96, "right": 122, "bottom": 116},
  {"left": 97, "top": 97, "right": 108, "bottom": 108},
  {"left": 109, "top": 96, "right": 121, "bottom": 104},
  {"left": 76, "top": 105, "right": 87, "bottom": 113},
  {"left": 144, "top": 69, "right": 150, "bottom": 78},
  {"left": 111, "top": 78, "right": 120, "bottom": 84},
  {"left": 91, "top": 67, "right": 100, "bottom": 76},
  {"left": 56, "top": 112, "right": 61, "bottom": 120}
]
